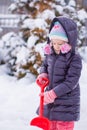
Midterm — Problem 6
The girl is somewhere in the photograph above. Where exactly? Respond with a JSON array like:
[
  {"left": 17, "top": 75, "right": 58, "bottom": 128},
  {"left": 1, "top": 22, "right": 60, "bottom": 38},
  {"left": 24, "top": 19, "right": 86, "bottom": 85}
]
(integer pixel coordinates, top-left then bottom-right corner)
[{"left": 37, "top": 16, "right": 82, "bottom": 130}]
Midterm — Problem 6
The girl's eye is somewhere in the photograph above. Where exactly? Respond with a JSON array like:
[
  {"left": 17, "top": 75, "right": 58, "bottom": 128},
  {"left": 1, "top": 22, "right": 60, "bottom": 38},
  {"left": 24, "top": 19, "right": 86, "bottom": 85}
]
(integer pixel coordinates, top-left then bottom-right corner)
[
  {"left": 52, "top": 41, "right": 64, "bottom": 46},
  {"left": 52, "top": 42, "right": 56, "bottom": 45}
]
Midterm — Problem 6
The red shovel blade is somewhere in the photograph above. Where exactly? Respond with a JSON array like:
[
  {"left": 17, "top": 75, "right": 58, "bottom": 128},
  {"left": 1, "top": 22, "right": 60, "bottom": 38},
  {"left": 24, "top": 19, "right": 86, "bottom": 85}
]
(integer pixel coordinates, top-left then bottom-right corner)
[{"left": 30, "top": 116, "right": 50, "bottom": 130}]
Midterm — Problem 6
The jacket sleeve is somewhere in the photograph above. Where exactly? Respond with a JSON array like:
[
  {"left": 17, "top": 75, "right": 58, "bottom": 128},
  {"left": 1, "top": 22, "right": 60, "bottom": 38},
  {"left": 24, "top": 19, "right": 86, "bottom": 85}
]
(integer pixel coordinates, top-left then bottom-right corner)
[
  {"left": 53, "top": 54, "right": 82, "bottom": 97},
  {"left": 40, "top": 56, "right": 48, "bottom": 74}
]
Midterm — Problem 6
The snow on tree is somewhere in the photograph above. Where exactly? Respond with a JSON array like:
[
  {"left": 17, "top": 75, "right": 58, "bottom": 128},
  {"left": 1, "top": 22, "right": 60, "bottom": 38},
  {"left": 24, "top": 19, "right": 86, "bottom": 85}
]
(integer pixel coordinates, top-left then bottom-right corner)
[{"left": 0, "top": 32, "right": 42, "bottom": 78}]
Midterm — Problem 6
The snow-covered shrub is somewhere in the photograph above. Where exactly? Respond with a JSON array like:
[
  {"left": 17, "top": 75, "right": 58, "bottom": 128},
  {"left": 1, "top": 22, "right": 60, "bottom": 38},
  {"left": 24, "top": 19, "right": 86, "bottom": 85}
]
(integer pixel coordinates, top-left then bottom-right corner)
[
  {"left": 10, "top": 0, "right": 87, "bottom": 47},
  {"left": 0, "top": 32, "right": 42, "bottom": 78}
]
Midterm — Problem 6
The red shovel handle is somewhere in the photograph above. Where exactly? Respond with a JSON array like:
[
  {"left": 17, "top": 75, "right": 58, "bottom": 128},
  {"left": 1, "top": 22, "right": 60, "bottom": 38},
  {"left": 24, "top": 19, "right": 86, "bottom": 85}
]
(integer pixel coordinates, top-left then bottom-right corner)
[
  {"left": 36, "top": 77, "right": 49, "bottom": 89},
  {"left": 36, "top": 77, "right": 49, "bottom": 117}
]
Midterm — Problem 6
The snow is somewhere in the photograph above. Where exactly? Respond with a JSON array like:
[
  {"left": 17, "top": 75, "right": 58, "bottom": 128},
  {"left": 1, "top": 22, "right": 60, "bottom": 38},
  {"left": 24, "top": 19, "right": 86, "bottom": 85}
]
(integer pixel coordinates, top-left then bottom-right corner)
[
  {"left": 16, "top": 46, "right": 29, "bottom": 64},
  {"left": 35, "top": 42, "right": 46, "bottom": 58},
  {"left": 68, "top": 0, "right": 76, "bottom": 7},
  {"left": 0, "top": 1, "right": 87, "bottom": 129},
  {"left": 20, "top": 0, "right": 28, "bottom": 2},
  {"left": 22, "top": 18, "right": 47, "bottom": 30},
  {"left": 8, "top": 3, "right": 17, "bottom": 12},
  {"left": 75, "top": 61, "right": 87, "bottom": 130},
  {"left": 60, "top": 0, "right": 66, "bottom": 6},
  {"left": 0, "top": 27, "right": 3, "bottom": 33},
  {"left": 38, "top": 10, "right": 55, "bottom": 20},
  {"left": 1, "top": 32, "right": 25, "bottom": 47},
  {"left": 0, "top": 65, "right": 37, "bottom": 130},
  {"left": 77, "top": 9, "right": 87, "bottom": 21},
  {"left": 27, "top": 35, "right": 39, "bottom": 49},
  {"left": 54, "top": 5, "right": 64, "bottom": 15},
  {"left": 78, "top": 47, "right": 87, "bottom": 62},
  {"left": 0, "top": 60, "right": 87, "bottom": 130}
]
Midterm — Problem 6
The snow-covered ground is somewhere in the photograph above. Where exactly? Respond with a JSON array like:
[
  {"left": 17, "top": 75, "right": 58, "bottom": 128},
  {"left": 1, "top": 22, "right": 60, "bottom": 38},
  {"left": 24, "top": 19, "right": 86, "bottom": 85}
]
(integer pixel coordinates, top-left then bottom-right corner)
[{"left": 0, "top": 60, "right": 87, "bottom": 130}]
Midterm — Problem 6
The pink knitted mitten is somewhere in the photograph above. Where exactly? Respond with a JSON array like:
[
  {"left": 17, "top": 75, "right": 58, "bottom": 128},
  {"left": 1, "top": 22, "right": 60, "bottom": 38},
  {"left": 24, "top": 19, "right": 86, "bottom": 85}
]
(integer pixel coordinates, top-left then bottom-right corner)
[
  {"left": 37, "top": 73, "right": 48, "bottom": 84},
  {"left": 40, "top": 90, "right": 57, "bottom": 105}
]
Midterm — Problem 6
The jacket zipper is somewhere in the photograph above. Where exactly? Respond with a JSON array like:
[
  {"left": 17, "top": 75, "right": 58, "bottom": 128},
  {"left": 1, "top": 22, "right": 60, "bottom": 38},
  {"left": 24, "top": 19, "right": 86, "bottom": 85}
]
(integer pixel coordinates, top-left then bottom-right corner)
[{"left": 50, "top": 54, "right": 58, "bottom": 89}]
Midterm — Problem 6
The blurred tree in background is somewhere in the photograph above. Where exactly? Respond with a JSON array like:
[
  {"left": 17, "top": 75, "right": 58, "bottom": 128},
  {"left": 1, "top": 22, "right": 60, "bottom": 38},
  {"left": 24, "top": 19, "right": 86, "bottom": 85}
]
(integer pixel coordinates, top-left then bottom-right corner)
[{"left": 0, "top": 0, "right": 87, "bottom": 79}]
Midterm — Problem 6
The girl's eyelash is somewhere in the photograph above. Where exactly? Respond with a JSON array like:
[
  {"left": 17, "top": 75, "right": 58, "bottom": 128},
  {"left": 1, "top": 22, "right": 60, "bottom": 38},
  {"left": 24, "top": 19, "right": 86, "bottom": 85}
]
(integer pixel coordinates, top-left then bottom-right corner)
[
  {"left": 51, "top": 41, "right": 65, "bottom": 45},
  {"left": 53, "top": 43, "right": 62, "bottom": 45}
]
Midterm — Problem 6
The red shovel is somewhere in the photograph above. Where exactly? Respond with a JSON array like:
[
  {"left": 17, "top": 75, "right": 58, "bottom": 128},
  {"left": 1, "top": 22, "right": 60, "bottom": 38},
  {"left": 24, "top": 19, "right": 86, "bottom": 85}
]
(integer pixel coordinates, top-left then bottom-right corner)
[{"left": 30, "top": 77, "right": 50, "bottom": 130}]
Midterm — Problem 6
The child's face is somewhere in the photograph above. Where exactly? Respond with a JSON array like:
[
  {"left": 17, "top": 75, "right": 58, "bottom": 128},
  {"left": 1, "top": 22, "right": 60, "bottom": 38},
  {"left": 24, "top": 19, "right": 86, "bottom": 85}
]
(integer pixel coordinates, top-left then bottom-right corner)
[{"left": 51, "top": 39, "right": 65, "bottom": 54}]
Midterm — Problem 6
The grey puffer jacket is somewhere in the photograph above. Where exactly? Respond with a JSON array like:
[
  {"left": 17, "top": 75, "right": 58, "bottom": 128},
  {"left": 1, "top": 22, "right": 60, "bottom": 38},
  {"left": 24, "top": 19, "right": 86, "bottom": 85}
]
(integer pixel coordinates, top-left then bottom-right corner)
[{"left": 39, "top": 16, "right": 82, "bottom": 121}]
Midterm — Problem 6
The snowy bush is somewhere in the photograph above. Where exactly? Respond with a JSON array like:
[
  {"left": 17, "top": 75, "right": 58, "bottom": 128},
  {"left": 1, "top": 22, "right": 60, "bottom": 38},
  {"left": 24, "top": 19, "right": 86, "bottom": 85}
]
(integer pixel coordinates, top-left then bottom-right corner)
[
  {"left": 9, "top": 0, "right": 87, "bottom": 47},
  {"left": 0, "top": 32, "right": 42, "bottom": 78}
]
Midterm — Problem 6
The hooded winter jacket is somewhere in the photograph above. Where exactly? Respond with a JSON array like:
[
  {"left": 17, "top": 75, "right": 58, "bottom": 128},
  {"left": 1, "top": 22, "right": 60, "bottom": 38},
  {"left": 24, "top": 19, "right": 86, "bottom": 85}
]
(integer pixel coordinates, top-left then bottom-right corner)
[{"left": 39, "top": 16, "right": 82, "bottom": 121}]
